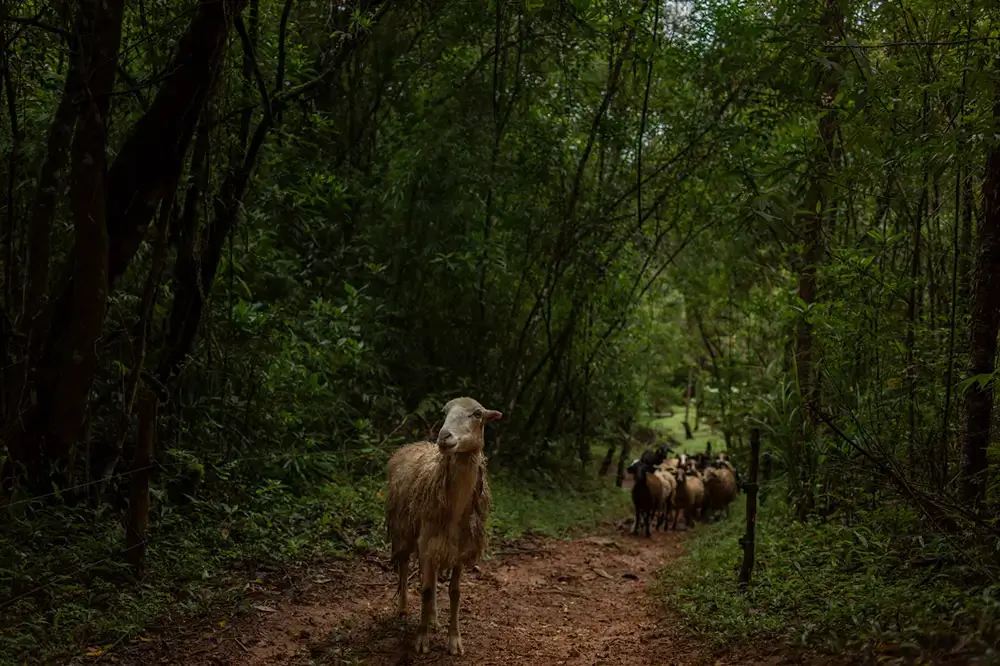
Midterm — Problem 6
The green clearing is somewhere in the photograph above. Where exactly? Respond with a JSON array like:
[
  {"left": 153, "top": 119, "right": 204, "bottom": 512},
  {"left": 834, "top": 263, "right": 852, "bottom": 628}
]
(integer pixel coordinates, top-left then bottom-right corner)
[{"left": 646, "top": 406, "right": 722, "bottom": 455}]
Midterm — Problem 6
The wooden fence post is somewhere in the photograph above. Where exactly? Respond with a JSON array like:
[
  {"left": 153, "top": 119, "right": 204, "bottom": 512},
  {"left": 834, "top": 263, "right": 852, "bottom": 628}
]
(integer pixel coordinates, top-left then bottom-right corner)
[
  {"left": 125, "top": 388, "right": 157, "bottom": 573},
  {"left": 738, "top": 428, "right": 761, "bottom": 591},
  {"left": 759, "top": 449, "right": 773, "bottom": 506}
]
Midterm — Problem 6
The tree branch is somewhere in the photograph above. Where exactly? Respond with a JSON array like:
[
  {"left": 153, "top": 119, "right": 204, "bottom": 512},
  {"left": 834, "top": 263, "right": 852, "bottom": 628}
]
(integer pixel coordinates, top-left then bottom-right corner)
[{"left": 234, "top": 13, "right": 272, "bottom": 124}]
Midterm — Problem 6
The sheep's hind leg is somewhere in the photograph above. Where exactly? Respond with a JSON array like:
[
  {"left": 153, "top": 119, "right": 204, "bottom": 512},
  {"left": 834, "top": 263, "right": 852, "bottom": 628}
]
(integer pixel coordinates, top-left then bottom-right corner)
[
  {"left": 447, "top": 565, "right": 464, "bottom": 655},
  {"left": 429, "top": 576, "right": 440, "bottom": 631},
  {"left": 415, "top": 555, "right": 437, "bottom": 654},
  {"left": 396, "top": 556, "right": 409, "bottom": 616}
]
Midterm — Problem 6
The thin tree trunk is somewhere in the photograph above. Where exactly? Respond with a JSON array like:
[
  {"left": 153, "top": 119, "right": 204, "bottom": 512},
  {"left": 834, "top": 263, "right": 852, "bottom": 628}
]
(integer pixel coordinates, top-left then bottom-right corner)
[
  {"left": 125, "top": 388, "right": 157, "bottom": 573},
  {"left": 791, "top": 0, "right": 842, "bottom": 512},
  {"left": 2, "top": 49, "right": 21, "bottom": 314},
  {"left": 960, "top": 86, "right": 1000, "bottom": 507},
  {"left": 960, "top": 170, "right": 974, "bottom": 303},
  {"left": 683, "top": 366, "right": 694, "bottom": 439},
  {"left": 906, "top": 153, "right": 927, "bottom": 470}
]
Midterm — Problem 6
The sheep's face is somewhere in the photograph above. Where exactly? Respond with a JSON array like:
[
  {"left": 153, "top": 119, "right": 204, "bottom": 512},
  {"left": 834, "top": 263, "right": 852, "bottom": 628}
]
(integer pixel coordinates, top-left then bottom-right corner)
[{"left": 436, "top": 397, "right": 502, "bottom": 454}]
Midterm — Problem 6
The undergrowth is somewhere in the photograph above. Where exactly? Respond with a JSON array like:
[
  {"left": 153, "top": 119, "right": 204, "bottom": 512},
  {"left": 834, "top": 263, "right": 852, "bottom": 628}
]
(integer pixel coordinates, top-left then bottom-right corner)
[
  {"left": 0, "top": 452, "right": 628, "bottom": 664},
  {"left": 663, "top": 494, "right": 1000, "bottom": 663}
]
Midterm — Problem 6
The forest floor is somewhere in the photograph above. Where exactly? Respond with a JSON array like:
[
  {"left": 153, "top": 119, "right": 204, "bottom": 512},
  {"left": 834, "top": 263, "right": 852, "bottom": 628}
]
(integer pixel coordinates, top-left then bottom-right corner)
[{"left": 118, "top": 514, "right": 838, "bottom": 666}]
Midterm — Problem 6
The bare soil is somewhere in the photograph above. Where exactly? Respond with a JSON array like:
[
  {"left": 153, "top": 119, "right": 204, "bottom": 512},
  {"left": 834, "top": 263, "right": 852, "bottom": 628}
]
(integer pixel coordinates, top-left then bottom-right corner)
[{"left": 120, "top": 516, "right": 837, "bottom": 666}]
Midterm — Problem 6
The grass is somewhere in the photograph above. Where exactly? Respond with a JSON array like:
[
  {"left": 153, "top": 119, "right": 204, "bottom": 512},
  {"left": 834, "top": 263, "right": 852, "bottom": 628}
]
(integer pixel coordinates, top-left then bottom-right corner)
[
  {"left": 661, "top": 490, "right": 1000, "bottom": 663},
  {"left": 645, "top": 405, "right": 723, "bottom": 455},
  {"left": 0, "top": 454, "right": 631, "bottom": 664},
  {"left": 490, "top": 470, "right": 631, "bottom": 542}
]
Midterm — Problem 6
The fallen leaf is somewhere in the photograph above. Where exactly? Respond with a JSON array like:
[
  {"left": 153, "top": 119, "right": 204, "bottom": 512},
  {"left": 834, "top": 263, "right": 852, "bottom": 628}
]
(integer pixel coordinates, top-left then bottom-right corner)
[
  {"left": 593, "top": 568, "right": 613, "bottom": 580},
  {"left": 252, "top": 604, "right": 278, "bottom": 613},
  {"left": 85, "top": 647, "right": 104, "bottom": 657}
]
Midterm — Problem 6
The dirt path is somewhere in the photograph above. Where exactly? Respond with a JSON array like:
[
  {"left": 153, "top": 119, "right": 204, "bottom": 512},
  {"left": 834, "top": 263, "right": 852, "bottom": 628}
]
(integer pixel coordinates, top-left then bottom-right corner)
[{"left": 129, "top": 516, "right": 818, "bottom": 666}]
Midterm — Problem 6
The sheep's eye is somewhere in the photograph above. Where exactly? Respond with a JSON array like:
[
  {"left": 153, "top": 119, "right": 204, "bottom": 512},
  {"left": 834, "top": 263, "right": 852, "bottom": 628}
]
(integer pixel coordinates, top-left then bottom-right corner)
[{"left": 472, "top": 410, "right": 483, "bottom": 419}]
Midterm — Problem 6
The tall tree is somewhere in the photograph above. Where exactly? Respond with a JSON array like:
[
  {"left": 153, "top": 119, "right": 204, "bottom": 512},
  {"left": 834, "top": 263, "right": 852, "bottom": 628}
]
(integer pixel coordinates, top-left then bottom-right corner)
[{"left": 960, "top": 81, "right": 1000, "bottom": 507}]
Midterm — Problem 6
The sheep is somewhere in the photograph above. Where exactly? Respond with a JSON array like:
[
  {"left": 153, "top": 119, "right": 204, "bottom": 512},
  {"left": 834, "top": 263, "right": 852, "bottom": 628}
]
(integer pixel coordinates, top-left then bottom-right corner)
[
  {"left": 640, "top": 444, "right": 671, "bottom": 468},
  {"left": 702, "top": 463, "right": 738, "bottom": 520},
  {"left": 627, "top": 459, "right": 665, "bottom": 537},
  {"left": 669, "top": 466, "right": 705, "bottom": 530},
  {"left": 386, "top": 397, "right": 502, "bottom": 655},
  {"left": 716, "top": 451, "right": 744, "bottom": 492},
  {"left": 653, "top": 463, "right": 677, "bottom": 531}
]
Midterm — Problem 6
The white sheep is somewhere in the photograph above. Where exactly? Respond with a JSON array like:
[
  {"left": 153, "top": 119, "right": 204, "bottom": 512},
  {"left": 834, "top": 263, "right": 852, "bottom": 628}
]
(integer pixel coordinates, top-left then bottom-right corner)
[{"left": 385, "top": 397, "right": 502, "bottom": 655}]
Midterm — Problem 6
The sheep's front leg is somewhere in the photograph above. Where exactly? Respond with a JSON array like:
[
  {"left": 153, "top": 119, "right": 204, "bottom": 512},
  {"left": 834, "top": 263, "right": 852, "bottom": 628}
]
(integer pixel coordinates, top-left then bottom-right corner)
[
  {"left": 396, "top": 557, "right": 408, "bottom": 616},
  {"left": 632, "top": 504, "right": 640, "bottom": 535},
  {"left": 415, "top": 554, "right": 437, "bottom": 654},
  {"left": 447, "top": 565, "right": 464, "bottom": 655}
]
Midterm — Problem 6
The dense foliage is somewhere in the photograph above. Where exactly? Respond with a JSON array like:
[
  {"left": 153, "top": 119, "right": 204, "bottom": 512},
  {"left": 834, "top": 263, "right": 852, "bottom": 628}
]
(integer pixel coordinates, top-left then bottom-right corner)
[{"left": 2, "top": 0, "right": 1000, "bottom": 661}]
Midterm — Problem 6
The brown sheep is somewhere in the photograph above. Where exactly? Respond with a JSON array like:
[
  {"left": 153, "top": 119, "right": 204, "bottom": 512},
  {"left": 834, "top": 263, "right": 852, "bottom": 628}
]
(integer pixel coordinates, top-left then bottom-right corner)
[
  {"left": 386, "top": 397, "right": 502, "bottom": 655},
  {"left": 702, "top": 464, "right": 738, "bottom": 520},
  {"left": 670, "top": 467, "right": 705, "bottom": 530},
  {"left": 653, "top": 464, "right": 677, "bottom": 531}
]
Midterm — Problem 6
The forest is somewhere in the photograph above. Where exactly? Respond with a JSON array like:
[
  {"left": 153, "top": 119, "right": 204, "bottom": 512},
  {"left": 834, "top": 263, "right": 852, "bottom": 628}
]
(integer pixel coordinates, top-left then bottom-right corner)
[{"left": 1, "top": 0, "right": 1000, "bottom": 662}]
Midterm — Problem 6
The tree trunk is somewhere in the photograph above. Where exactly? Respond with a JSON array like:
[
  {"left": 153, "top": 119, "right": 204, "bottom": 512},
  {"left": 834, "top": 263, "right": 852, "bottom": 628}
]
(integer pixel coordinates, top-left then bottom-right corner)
[
  {"left": 791, "top": 0, "right": 842, "bottom": 512},
  {"left": 959, "top": 170, "right": 975, "bottom": 305},
  {"left": 960, "top": 88, "right": 1000, "bottom": 507},
  {"left": 2, "top": 48, "right": 21, "bottom": 315},
  {"left": 44, "top": 0, "right": 245, "bottom": 353},
  {"left": 906, "top": 156, "right": 927, "bottom": 468},
  {"left": 104, "top": 0, "right": 246, "bottom": 287},
  {"left": 2, "top": 0, "right": 126, "bottom": 493},
  {"left": 683, "top": 366, "right": 694, "bottom": 439},
  {"left": 125, "top": 388, "right": 158, "bottom": 573},
  {"left": 599, "top": 444, "right": 615, "bottom": 476},
  {"left": 3, "top": 32, "right": 81, "bottom": 476}
]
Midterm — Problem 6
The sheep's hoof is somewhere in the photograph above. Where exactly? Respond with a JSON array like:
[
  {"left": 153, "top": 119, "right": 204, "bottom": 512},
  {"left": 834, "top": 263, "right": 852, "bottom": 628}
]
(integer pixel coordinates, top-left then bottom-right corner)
[
  {"left": 414, "top": 631, "right": 431, "bottom": 654},
  {"left": 448, "top": 634, "right": 464, "bottom": 656},
  {"left": 431, "top": 618, "right": 441, "bottom": 632}
]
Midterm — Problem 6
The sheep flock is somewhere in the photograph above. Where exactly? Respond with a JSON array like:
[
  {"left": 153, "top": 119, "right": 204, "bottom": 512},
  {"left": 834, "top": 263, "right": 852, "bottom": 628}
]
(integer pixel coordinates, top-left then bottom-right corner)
[
  {"left": 384, "top": 395, "right": 742, "bottom": 655},
  {"left": 627, "top": 445, "right": 742, "bottom": 537}
]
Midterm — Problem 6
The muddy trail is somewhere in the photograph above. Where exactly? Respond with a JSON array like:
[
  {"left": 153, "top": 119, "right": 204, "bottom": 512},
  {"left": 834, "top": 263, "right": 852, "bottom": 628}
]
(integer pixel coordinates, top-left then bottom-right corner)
[{"left": 128, "top": 515, "right": 825, "bottom": 666}]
